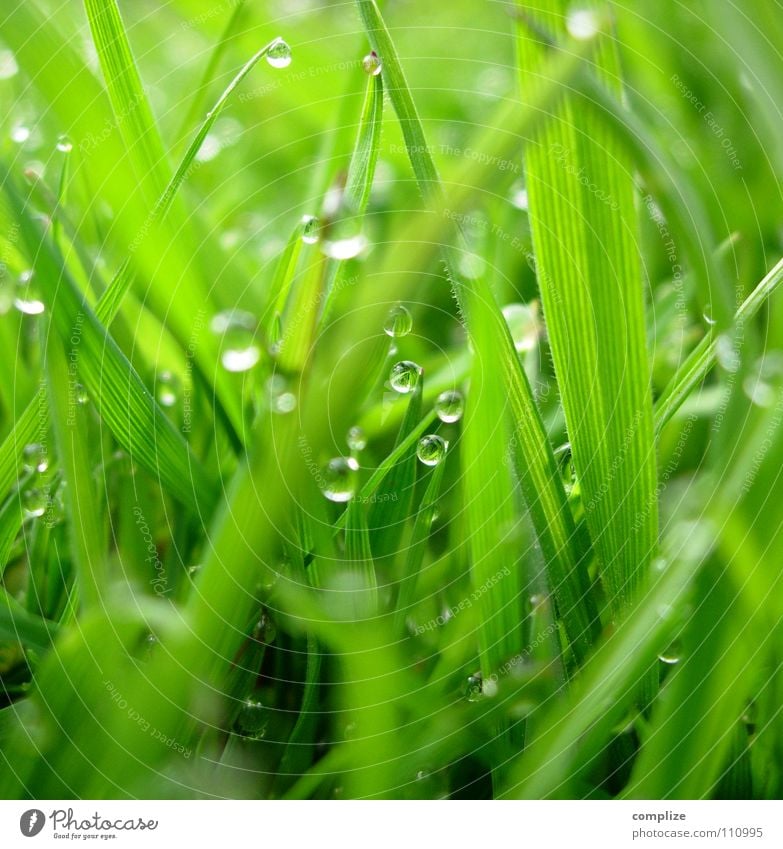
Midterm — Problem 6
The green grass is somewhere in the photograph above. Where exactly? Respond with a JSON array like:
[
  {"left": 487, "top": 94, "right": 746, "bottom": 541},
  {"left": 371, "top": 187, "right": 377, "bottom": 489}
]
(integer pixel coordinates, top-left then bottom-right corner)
[{"left": 0, "top": 0, "right": 782, "bottom": 800}]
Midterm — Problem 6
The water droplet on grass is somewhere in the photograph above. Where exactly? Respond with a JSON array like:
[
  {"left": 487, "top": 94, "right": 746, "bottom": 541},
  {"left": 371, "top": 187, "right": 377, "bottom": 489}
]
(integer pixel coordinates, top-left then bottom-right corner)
[
  {"left": 11, "top": 123, "right": 30, "bottom": 144},
  {"left": 566, "top": 8, "right": 600, "bottom": 40},
  {"left": 435, "top": 390, "right": 464, "bottom": 423},
  {"left": 502, "top": 302, "right": 539, "bottom": 352},
  {"left": 716, "top": 334, "right": 740, "bottom": 373},
  {"left": 465, "top": 673, "right": 483, "bottom": 702},
  {"left": 658, "top": 640, "right": 682, "bottom": 665},
  {"left": 14, "top": 298, "right": 45, "bottom": 315},
  {"left": 0, "top": 49, "right": 19, "bottom": 80},
  {"left": 22, "top": 488, "right": 47, "bottom": 518},
  {"left": 211, "top": 309, "right": 261, "bottom": 372},
  {"left": 321, "top": 456, "right": 359, "bottom": 502},
  {"left": 346, "top": 426, "right": 367, "bottom": 452},
  {"left": 301, "top": 214, "right": 319, "bottom": 244},
  {"left": 266, "top": 38, "right": 292, "bottom": 69},
  {"left": 384, "top": 304, "right": 412, "bottom": 338},
  {"left": 22, "top": 443, "right": 48, "bottom": 474},
  {"left": 417, "top": 434, "right": 448, "bottom": 466},
  {"left": 389, "top": 360, "right": 421, "bottom": 394},
  {"left": 322, "top": 233, "right": 368, "bottom": 260},
  {"left": 156, "top": 371, "right": 180, "bottom": 408},
  {"left": 236, "top": 698, "right": 269, "bottom": 738},
  {"left": 362, "top": 51, "right": 383, "bottom": 76},
  {"left": 56, "top": 135, "right": 73, "bottom": 153}
]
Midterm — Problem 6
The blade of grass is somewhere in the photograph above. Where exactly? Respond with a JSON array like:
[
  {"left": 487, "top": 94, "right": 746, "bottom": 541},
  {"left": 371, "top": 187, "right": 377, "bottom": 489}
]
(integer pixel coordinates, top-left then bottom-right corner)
[
  {"left": 517, "top": 4, "right": 658, "bottom": 623},
  {"left": 354, "top": 0, "right": 600, "bottom": 660},
  {"left": 0, "top": 586, "right": 57, "bottom": 652},
  {"left": 1, "top": 168, "right": 217, "bottom": 514}
]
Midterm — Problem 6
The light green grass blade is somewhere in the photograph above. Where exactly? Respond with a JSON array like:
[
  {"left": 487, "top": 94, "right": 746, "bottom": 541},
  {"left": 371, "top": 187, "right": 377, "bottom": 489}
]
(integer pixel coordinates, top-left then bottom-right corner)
[
  {"left": 355, "top": 0, "right": 599, "bottom": 660},
  {"left": 2, "top": 169, "right": 217, "bottom": 514},
  {"left": 83, "top": 0, "right": 170, "bottom": 200},
  {"left": 517, "top": 4, "right": 658, "bottom": 620}
]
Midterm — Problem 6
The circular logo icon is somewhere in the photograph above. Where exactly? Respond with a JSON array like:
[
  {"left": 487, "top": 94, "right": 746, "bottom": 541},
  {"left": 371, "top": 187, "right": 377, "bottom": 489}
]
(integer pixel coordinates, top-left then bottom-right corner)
[{"left": 20, "top": 810, "right": 45, "bottom": 837}]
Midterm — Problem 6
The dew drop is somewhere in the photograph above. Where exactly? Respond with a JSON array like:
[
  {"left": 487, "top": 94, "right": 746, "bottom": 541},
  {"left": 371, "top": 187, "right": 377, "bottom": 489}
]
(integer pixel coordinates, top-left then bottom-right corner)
[
  {"left": 346, "top": 425, "right": 367, "bottom": 452},
  {"left": 716, "top": 334, "right": 740, "bottom": 374},
  {"left": 417, "top": 434, "right": 448, "bottom": 467},
  {"left": 389, "top": 360, "right": 421, "bottom": 394},
  {"left": 22, "top": 443, "right": 48, "bottom": 474},
  {"left": 236, "top": 698, "right": 269, "bottom": 738},
  {"left": 465, "top": 673, "right": 483, "bottom": 702},
  {"left": 566, "top": 7, "right": 600, "bottom": 40},
  {"left": 435, "top": 389, "right": 464, "bottom": 423},
  {"left": 321, "top": 233, "right": 368, "bottom": 260},
  {"left": 14, "top": 298, "right": 45, "bottom": 315},
  {"left": 22, "top": 488, "right": 47, "bottom": 519},
  {"left": 321, "top": 456, "right": 359, "bottom": 503},
  {"left": 362, "top": 50, "right": 383, "bottom": 76},
  {"left": 75, "top": 383, "right": 89, "bottom": 406},
  {"left": 210, "top": 309, "right": 261, "bottom": 373},
  {"left": 155, "top": 370, "right": 180, "bottom": 408},
  {"left": 11, "top": 123, "right": 30, "bottom": 144},
  {"left": 658, "top": 639, "right": 682, "bottom": 665},
  {"left": 384, "top": 304, "right": 413, "bottom": 338},
  {"left": 266, "top": 38, "right": 292, "bottom": 69},
  {"left": 502, "top": 302, "right": 539, "bottom": 353},
  {"left": 0, "top": 49, "right": 19, "bottom": 80},
  {"left": 266, "top": 375, "right": 297, "bottom": 414},
  {"left": 301, "top": 214, "right": 320, "bottom": 245},
  {"left": 510, "top": 181, "right": 529, "bottom": 211},
  {"left": 56, "top": 135, "right": 73, "bottom": 154}
]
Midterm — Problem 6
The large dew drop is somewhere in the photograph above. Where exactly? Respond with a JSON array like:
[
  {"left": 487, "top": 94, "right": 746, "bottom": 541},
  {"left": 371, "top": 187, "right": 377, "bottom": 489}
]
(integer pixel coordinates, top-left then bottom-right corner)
[
  {"left": 417, "top": 434, "right": 448, "bottom": 467},
  {"left": 301, "top": 214, "right": 320, "bottom": 245},
  {"left": 434, "top": 390, "right": 464, "bottom": 423},
  {"left": 210, "top": 309, "right": 261, "bottom": 373},
  {"left": 384, "top": 304, "right": 412, "bottom": 338},
  {"left": 321, "top": 456, "right": 359, "bottom": 503},
  {"left": 22, "top": 443, "right": 48, "bottom": 474},
  {"left": 266, "top": 38, "right": 292, "bottom": 69},
  {"left": 389, "top": 360, "right": 421, "bottom": 394}
]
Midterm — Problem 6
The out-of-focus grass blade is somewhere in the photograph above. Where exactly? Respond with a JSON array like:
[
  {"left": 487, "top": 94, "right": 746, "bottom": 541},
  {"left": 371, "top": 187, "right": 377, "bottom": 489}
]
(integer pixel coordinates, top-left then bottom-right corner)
[
  {"left": 355, "top": 0, "right": 599, "bottom": 660},
  {"left": 0, "top": 587, "right": 56, "bottom": 652},
  {"left": 2, "top": 169, "right": 217, "bottom": 514},
  {"left": 517, "top": 4, "right": 658, "bottom": 620},
  {"left": 655, "top": 255, "right": 783, "bottom": 433},
  {"left": 504, "top": 522, "right": 709, "bottom": 798},
  {"left": 176, "top": 0, "right": 248, "bottom": 145}
]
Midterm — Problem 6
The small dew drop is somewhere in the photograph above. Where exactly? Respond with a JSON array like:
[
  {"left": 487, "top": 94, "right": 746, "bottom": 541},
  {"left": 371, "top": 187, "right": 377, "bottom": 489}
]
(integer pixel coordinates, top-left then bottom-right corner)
[
  {"left": 362, "top": 50, "right": 383, "bottom": 76},
  {"left": 266, "top": 374, "right": 297, "bottom": 414},
  {"left": 346, "top": 425, "right": 367, "bottom": 452},
  {"left": 389, "top": 360, "right": 421, "bottom": 394},
  {"left": 321, "top": 233, "right": 368, "bottom": 260},
  {"left": 56, "top": 134, "right": 73, "bottom": 154},
  {"left": 301, "top": 214, "right": 320, "bottom": 245},
  {"left": 11, "top": 123, "right": 30, "bottom": 144},
  {"left": 510, "top": 182, "right": 529, "bottom": 211},
  {"left": 384, "top": 304, "right": 413, "bottom": 338},
  {"left": 435, "top": 389, "right": 464, "bottom": 423},
  {"left": 502, "top": 302, "right": 539, "bottom": 353},
  {"left": 211, "top": 309, "right": 261, "bottom": 373},
  {"left": 22, "top": 488, "right": 47, "bottom": 519},
  {"left": 266, "top": 38, "right": 292, "bottom": 69},
  {"left": 417, "top": 434, "right": 448, "bottom": 467},
  {"left": 658, "top": 639, "right": 682, "bottom": 665},
  {"left": 566, "top": 8, "right": 600, "bottom": 40},
  {"left": 22, "top": 443, "right": 48, "bottom": 474},
  {"left": 156, "top": 370, "right": 180, "bottom": 408},
  {"left": 716, "top": 334, "right": 740, "bottom": 374},
  {"left": 14, "top": 298, "right": 45, "bottom": 315},
  {"left": 321, "top": 456, "right": 359, "bottom": 503},
  {"left": 75, "top": 383, "right": 89, "bottom": 406},
  {"left": 465, "top": 673, "right": 483, "bottom": 703},
  {"left": 0, "top": 49, "right": 19, "bottom": 80}
]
